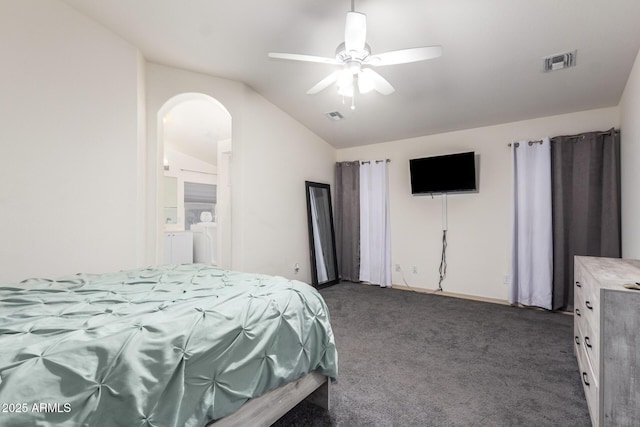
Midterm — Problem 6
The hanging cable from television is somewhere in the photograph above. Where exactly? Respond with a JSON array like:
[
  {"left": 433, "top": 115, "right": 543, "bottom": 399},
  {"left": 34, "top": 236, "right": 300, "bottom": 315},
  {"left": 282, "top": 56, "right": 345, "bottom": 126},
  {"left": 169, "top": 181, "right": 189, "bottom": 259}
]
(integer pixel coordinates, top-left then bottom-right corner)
[{"left": 438, "top": 193, "right": 447, "bottom": 291}]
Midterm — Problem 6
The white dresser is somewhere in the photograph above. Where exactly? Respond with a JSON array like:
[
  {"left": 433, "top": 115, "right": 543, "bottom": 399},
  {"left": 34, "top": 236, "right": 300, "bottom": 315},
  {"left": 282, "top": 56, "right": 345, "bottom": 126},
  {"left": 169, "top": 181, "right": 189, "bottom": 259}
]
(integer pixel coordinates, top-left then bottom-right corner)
[{"left": 573, "top": 256, "right": 640, "bottom": 426}]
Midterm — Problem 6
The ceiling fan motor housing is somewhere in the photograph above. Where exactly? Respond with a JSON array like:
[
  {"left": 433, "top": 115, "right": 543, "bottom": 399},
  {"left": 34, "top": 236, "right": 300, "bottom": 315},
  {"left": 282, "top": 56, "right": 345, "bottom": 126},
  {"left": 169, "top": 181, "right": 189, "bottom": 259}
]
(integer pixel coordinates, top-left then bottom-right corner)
[{"left": 335, "top": 42, "right": 371, "bottom": 63}]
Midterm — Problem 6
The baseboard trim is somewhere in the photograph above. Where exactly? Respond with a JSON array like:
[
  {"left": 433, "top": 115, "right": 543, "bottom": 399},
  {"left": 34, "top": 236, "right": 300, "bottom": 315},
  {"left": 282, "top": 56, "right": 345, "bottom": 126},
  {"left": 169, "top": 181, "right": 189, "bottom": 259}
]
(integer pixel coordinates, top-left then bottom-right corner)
[
  {"left": 391, "top": 283, "right": 510, "bottom": 306},
  {"left": 352, "top": 281, "right": 572, "bottom": 314}
]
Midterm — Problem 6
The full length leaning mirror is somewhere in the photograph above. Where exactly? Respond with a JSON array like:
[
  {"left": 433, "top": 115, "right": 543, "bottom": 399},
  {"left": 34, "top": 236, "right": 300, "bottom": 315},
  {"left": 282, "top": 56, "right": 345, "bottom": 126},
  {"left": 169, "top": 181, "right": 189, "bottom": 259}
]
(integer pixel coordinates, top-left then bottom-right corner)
[{"left": 305, "top": 181, "right": 339, "bottom": 288}]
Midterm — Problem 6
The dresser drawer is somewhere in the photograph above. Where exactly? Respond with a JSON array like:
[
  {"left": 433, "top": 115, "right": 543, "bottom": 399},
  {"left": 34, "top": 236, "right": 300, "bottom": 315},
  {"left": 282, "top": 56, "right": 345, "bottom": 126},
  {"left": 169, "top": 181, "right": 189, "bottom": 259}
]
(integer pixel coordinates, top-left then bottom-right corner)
[
  {"left": 575, "top": 268, "right": 600, "bottom": 316},
  {"left": 574, "top": 318, "right": 598, "bottom": 383},
  {"left": 575, "top": 333, "right": 599, "bottom": 426},
  {"left": 574, "top": 285, "right": 599, "bottom": 371}
]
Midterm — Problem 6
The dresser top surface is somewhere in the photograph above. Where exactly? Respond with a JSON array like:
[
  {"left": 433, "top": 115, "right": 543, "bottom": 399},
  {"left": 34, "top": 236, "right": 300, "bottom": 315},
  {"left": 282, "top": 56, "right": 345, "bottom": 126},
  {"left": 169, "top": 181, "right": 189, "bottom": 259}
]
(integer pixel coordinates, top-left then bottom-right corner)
[{"left": 576, "top": 256, "right": 640, "bottom": 291}]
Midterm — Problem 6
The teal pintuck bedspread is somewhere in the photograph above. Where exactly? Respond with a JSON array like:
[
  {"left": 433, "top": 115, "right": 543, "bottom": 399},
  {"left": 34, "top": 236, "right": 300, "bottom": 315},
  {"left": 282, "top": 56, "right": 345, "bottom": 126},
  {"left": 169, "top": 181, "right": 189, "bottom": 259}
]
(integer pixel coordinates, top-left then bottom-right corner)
[{"left": 0, "top": 264, "right": 338, "bottom": 426}]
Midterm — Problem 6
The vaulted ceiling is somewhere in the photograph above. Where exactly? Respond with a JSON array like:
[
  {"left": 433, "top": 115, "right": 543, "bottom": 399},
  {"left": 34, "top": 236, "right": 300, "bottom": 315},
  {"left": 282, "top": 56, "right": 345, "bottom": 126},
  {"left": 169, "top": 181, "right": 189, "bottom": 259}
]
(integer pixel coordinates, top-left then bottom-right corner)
[{"left": 62, "top": 0, "right": 640, "bottom": 148}]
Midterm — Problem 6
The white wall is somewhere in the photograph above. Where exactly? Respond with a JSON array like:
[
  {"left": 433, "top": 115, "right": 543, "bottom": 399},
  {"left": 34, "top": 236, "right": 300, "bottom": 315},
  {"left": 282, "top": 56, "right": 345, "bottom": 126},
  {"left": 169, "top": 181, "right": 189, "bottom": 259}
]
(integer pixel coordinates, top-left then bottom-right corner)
[
  {"left": 238, "top": 88, "right": 336, "bottom": 279},
  {"left": 620, "top": 48, "right": 640, "bottom": 259},
  {"left": 146, "top": 64, "right": 336, "bottom": 282},
  {"left": 337, "top": 107, "right": 620, "bottom": 300},
  {"left": 217, "top": 139, "right": 232, "bottom": 269},
  {"left": 0, "top": 0, "right": 144, "bottom": 282}
]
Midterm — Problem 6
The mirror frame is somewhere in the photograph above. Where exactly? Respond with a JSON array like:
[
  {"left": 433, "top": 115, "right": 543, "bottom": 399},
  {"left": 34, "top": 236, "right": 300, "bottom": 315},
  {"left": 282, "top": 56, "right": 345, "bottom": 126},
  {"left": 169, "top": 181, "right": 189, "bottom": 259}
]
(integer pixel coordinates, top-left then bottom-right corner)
[{"left": 305, "top": 181, "right": 339, "bottom": 288}]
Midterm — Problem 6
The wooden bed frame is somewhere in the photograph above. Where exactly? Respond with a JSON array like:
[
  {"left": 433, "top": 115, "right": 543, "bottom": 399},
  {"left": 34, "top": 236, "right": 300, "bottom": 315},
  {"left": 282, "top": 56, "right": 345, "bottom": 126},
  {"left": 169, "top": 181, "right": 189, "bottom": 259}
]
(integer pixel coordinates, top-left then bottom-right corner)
[{"left": 207, "top": 371, "right": 330, "bottom": 426}]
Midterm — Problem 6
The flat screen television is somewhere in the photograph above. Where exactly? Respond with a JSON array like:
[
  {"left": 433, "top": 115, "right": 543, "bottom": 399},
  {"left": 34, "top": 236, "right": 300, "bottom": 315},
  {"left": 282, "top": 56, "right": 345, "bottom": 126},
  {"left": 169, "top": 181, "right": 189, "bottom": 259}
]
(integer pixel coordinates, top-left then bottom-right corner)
[{"left": 409, "top": 151, "right": 477, "bottom": 195}]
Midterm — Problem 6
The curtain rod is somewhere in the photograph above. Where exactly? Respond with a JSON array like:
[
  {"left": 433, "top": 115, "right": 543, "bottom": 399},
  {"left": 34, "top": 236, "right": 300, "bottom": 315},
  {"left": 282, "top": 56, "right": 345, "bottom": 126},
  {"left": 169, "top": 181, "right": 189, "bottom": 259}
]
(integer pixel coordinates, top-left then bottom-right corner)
[
  {"left": 508, "top": 140, "right": 543, "bottom": 148},
  {"left": 507, "top": 129, "right": 619, "bottom": 147},
  {"left": 553, "top": 129, "right": 620, "bottom": 141},
  {"left": 360, "top": 159, "right": 390, "bottom": 164}
]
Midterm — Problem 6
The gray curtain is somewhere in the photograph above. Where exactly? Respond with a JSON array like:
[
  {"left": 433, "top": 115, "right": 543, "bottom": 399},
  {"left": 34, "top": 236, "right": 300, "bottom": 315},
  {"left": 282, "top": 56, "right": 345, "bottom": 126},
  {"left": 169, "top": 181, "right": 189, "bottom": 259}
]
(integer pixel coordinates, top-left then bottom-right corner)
[
  {"left": 550, "top": 128, "right": 621, "bottom": 311},
  {"left": 335, "top": 161, "right": 360, "bottom": 281}
]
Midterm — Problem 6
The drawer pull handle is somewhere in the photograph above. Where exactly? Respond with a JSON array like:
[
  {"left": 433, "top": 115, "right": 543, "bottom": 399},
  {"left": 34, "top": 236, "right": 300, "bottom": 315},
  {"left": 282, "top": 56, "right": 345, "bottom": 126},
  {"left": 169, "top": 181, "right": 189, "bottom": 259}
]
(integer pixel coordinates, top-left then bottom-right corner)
[
  {"left": 582, "top": 372, "right": 590, "bottom": 386},
  {"left": 575, "top": 336, "right": 580, "bottom": 345},
  {"left": 576, "top": 281, "right": 582, "bottom": 288},
  {"left": 575, "top": 308, "right": 581, "bottom": 316},
  {"left": 585, "top": 336, "right": 592, "bottom": 348},
  {"left": 585, "top": 301, "right": 593, "bottom": 310}
]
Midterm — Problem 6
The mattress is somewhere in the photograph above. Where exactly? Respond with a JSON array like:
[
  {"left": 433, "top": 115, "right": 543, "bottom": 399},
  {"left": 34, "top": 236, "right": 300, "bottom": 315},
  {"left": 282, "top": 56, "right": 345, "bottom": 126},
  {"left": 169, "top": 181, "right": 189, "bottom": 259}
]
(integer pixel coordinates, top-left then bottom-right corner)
[{"left": 0, "top": 264, "right": 338, "bottom": 426}]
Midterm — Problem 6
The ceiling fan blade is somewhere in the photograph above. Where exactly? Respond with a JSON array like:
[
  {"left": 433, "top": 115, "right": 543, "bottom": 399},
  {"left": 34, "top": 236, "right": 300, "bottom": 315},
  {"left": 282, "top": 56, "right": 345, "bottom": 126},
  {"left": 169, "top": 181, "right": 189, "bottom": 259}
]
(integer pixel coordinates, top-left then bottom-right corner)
[
  {"left": 345, "top": 11, "right": 367, "bottom": 52},
  {"left": 268, "top": 52, "right": 340, "bottom": 65},
  {"left": 307, "top": 70, "right": 342, "bottom": 95},
  {"left": 360, "top": 68, "right": 395, "bottom": 95},
  {"left": 366, "top": 46, "right": 443, "bottom": 66}
]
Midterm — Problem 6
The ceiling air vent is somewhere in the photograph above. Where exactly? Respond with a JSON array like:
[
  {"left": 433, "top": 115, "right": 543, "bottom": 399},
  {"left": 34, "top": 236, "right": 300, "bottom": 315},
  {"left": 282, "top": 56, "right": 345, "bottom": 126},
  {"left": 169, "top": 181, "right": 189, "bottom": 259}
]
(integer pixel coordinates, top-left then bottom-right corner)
[
  {"left": 325, "top": 111, "right": 345, "bottom": 121},
  {"left": 543, "top": 50, "right": 577, "bottom": 72}
]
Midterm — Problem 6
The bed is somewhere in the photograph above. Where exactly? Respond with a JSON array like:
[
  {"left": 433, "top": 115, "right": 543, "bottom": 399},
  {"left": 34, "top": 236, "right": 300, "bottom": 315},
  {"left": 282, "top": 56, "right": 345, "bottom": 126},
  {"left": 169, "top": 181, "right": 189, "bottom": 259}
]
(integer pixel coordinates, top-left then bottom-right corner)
[{"left": 0, "top": 264, "right": 338, "bottom": 426}]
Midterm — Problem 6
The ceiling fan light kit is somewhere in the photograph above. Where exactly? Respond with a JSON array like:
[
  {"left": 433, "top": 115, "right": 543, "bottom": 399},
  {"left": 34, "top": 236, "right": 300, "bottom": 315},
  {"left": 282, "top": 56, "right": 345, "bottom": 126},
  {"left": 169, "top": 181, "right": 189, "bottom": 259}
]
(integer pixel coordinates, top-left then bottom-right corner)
[{"left": 267, "top": 2, "right": 442, "bottom": 109}]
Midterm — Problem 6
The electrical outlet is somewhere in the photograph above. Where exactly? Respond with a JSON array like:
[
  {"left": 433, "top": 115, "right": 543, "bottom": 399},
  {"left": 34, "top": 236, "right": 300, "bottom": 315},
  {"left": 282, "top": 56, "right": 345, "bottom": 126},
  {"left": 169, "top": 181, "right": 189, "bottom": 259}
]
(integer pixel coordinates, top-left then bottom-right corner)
[
  {"left": 412, "top": 266, "right": 418, "bottom": 274},
  {"left": 395, "top": 264, "right": 401, "bottom": 272},
  {"left": 294, "top": 263, "right": 300, "bottom": 274}
]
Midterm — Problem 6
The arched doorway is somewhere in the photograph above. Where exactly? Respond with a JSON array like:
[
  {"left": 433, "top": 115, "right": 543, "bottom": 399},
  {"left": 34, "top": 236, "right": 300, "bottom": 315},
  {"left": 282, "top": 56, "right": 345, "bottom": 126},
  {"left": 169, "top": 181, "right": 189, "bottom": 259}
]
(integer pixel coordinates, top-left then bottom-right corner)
[{"left": 156, "top": 93, "right": 232, "bottom": 269}]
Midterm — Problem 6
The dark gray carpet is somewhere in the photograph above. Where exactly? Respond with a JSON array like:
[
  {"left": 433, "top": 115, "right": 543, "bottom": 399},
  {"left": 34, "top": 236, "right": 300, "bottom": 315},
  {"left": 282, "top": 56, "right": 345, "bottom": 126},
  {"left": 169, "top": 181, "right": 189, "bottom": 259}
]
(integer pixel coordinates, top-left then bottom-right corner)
[{"left": 274, "top": 282, "right": 590, "bottom": 427}]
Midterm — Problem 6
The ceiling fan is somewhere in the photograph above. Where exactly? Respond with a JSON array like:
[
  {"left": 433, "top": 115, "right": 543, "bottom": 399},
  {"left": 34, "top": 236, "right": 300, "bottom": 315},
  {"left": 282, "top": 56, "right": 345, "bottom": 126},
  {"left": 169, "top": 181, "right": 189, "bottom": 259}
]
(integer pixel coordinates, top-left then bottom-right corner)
[{"left": 268, "top": 1, "right": 442, "bottom": 108}]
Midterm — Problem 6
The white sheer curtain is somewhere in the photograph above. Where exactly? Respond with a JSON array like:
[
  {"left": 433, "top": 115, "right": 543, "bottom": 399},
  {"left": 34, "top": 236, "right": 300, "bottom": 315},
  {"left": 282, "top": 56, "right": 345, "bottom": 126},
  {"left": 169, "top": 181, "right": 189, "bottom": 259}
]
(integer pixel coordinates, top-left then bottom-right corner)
[
  {"left": 359, "top": 161, "right": 391, "bottom": 287},
  {"left": 509, "top": 138, "right": 553, "bottom": 309}
]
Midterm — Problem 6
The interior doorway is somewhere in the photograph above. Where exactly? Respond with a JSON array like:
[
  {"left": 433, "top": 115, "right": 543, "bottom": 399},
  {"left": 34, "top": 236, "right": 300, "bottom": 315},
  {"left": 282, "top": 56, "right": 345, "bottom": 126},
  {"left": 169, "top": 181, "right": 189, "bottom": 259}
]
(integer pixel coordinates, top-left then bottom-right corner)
[{"left": 157, "top": 93, "right": 232, "bottom": 269}]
